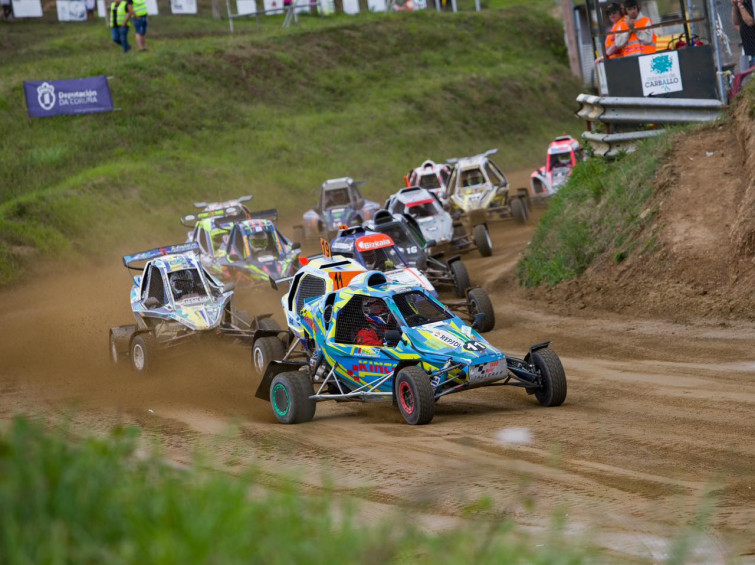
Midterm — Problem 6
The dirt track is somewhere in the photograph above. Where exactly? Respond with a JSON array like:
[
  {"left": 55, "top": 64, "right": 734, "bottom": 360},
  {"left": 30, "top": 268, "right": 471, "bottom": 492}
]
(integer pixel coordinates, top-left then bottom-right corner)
[{"left": 1, "top": 172, "right": 754, "bottom": 563}]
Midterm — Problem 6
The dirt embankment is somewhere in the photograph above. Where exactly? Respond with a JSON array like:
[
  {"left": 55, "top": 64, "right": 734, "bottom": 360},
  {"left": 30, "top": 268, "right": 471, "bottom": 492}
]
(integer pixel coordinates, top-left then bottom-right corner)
[{"left": 525, "top": 95, "right": 755, "bottom": 323}]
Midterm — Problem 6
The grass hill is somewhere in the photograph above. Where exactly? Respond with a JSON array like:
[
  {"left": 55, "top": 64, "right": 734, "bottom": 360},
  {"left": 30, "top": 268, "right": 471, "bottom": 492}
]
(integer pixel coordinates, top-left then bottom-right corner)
[
  {"left": 0, "top": 2, "right": 582, "bottom": 285},
  {"left": 517, "top": 86, "right": 755, "bottom": 321}
]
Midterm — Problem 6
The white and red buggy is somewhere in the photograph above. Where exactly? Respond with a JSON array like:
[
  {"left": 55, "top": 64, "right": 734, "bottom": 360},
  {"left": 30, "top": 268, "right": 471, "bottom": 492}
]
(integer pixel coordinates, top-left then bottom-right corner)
[{"left": 529, "top": 136, "right": 585, "bottom": 200}]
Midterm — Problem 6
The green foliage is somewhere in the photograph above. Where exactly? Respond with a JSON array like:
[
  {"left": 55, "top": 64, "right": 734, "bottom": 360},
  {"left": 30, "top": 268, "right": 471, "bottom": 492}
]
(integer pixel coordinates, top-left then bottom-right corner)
[
  {"left": 517, "top": 133, "right": 675, "bottom": 287},
  {"left": 0, "top": 417, "right": 594, "bottom": 564},
  {"left": 0, "top": 4, "right": 582, "bottom": 285}
]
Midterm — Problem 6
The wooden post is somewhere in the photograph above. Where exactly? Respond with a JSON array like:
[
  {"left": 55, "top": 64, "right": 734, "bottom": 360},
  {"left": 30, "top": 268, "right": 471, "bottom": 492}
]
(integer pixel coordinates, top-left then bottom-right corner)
[{"left": 561, "top": 0, "right": 583, "bottom": 80}]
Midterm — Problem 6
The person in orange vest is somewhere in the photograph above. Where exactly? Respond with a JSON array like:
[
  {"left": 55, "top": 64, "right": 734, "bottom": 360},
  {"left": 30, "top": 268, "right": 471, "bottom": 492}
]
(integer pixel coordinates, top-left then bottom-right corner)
[
  {"left": 596, "top": 2, "right": 625, "bottom": 63},
  {"left": 614, "top": 0, "right": 656, "bottom": 56}
]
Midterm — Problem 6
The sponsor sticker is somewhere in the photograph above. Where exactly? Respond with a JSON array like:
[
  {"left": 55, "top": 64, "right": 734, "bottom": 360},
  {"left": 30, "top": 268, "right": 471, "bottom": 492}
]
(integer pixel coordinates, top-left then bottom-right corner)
[
  {"left": 430, "top": 329, "right": 463, "bottom": 349},
  {"left": 356, "top": 234, "right": 394, "bottom": 251}
]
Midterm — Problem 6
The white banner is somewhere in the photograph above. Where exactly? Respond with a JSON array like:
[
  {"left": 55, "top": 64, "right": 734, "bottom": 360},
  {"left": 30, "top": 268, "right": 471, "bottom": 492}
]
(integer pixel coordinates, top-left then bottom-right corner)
[
  {"left": 97, "top": 0, "right": 105, "bottom": 17},
  {"left": 237, "top": 0, "right": 256, "bottom": 14},
  {"left": 57, "top": 0, "right": 87, "bottom": 21},
  {"left": 367, "top": 0, "right": 386, "bottom": 12},
  {"left": 343, "top": 0, "right": 358, "bottom": 13},
  {"left": 639, "top": 51, "right": 683, "bottom": 97},
  {"left": 171, "top": 0, "right": 196, "bottom": 14},
  {"left": 11, "top": 0, "right": 43, "bottom": 17},
  {"left": 146, "top": 0, "right": 158, "bottom": 14}
]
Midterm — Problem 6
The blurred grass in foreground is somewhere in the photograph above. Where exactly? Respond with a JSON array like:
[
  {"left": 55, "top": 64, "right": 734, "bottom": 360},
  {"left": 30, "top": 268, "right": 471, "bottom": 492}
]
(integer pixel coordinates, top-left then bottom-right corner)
[{"left": 0, "top": 416, "right": 595, "bottom": 564}]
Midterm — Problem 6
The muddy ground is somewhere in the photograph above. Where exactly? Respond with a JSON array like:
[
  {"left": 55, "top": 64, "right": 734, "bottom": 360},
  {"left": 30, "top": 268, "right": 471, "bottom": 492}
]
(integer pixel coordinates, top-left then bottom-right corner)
[{"left": 1, "top": 166, "right": 753, "bottom": 564}]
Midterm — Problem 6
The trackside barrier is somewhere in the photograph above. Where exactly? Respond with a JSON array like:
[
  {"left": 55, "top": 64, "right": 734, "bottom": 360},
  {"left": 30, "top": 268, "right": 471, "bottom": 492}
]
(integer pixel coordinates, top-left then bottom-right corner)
[
  {"left": 225, "top": 0, "right": 323, "bottom": 32},
  {"left": 576, "top": 94, "right": 725, "bottom": 156}
]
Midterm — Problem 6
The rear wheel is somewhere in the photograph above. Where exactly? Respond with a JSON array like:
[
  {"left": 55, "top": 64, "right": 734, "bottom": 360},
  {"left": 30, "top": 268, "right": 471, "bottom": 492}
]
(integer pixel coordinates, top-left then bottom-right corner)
[
  {"left": 252, "top": 337, "right": 286, "bottom": 375},
  {"left": 473, "top": 224, "right": 493, "bottom": 257},
  {"left": 511, "top": 198, "right": 527, "bottom": 225},
  {"left": 517, "top": 188, "right": 532, "bottom": 216},
  {"left": 130, "top": 334, "right": 156, "bottom": 373},
  {"left": 270, "top": 371, "right": 316, "bottom": 424},
  {"left": 395, "top": 366, "right": 434, "bottom": 425},
  {"left": 293, "top": 225, "right": 305, "bottom": 245},
  {"left": 467, "top": 288, "right": 495, "bottom": 333},
  {"left": 109, "top": 331, "right": 120, "bottom": 365},
  {"left": 531, "top": 348, "right": 567, "bottom": 407},
  {"left": 449, "top": 260, "right": 470, "bottom": 298}
]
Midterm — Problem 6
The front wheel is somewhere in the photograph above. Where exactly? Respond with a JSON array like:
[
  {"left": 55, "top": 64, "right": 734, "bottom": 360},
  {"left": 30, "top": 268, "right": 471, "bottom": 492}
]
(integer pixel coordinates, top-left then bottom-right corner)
[
  {"left": 252, "top": 337, "right": 286, "bottom": 375},
  {"left": 467, "top": 287, "right": 495, "bottom": 332},
  {"left": 270, "top": 371, "right": 316, "bottom": 424},
  {"left": 531, "top": 348, "right": 567, "bottom": 407},
  {"left": 449, "top": 260, "right": 470, "bottom": 298},
  {"left": 130, "top": 334, "right": 156, "bottom": 373},
  {"left": 473, "top": 224, "right": 493, "bottom": 257},
  {"left": 395, "top": 366, "right": 434, "bottom": 425}
]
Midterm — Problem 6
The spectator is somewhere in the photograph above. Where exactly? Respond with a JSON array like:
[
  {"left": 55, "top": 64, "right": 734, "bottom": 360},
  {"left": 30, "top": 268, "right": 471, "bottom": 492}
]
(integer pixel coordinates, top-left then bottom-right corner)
[
  {"left": 614, "top": 0, "right": 656, "bottom": 57},
  {"left": 128, "top": 0, "right": 149, "bottom": 52},
  {"left": 1, "top": 0, "right": 13, "bottom": 20},
  {"left": 596, "top": 3, "right": 625, "bottom": 63},
  {"left": 110, "top": 0, "right": 131, "bottom": 53},
  {"left": 732, "top": 0, "right": 755, "bottom": 68}
]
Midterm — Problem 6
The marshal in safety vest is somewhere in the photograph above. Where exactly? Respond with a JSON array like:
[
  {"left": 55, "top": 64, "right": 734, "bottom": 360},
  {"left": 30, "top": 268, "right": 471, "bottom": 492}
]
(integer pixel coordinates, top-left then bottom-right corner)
[
  {"left": 116, "top": 1, "right": 130, "bottom": 25},
  {"left": 614, "top": 15, "right": 656, "bottom": 56},
  {"left": 132, "top": 0, "right": 148, "bottom": 17}
]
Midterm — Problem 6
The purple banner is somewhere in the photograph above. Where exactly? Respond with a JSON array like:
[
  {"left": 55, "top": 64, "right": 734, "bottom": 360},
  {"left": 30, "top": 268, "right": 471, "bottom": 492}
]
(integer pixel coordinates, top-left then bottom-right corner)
[{"left": 23, "top": 75, "right": 114, "bottom": 118}]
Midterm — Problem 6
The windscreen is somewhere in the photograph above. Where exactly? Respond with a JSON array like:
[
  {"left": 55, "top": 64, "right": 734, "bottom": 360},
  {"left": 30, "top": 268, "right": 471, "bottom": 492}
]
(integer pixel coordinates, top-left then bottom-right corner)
[
  {"left": 407, "top": 201, "right": 438, "bottom": 219},
  {"left": 323, "top": 188, "right": 350, "bottom": 209},
  {"left": 359, "top": 246, "right": 406, "bottom": 270},
  {"left": 393, "top": 291, "right": 453, "bottom": 327},
  {"left": 168, "top": 269, "right": 207, "bottom": 302},
  {"left": 419, "top": 173, "right": 442, "bottom": 190}
]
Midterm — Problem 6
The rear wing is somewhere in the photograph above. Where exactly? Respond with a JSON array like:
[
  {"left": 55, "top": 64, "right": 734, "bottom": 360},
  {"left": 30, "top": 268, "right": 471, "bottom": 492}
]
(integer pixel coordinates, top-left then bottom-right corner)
[
  {"left": 123, "top": 242, "right": 200, "bottom": 270},
  {"left": 447, "top": 148, "right": 498, "bottom": 164},
  {"left": 180, "top": 205, "right": 248, "bottom": 228},
  {"left": 193, "top": 195, "right": 253, "bottom": 209},
  {"left": 250, "top": 208, "right": 279, "bottom": 223}
]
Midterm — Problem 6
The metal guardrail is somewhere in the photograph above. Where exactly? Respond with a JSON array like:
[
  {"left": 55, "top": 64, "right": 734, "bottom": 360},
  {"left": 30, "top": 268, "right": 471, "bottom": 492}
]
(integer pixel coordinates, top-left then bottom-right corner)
[{"left": 576, "top": 94, "right": 726, "bottom": 156}]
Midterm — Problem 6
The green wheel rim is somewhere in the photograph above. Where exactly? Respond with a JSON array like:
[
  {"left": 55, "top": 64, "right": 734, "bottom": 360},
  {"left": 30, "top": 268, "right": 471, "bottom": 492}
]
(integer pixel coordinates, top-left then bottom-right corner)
[{"left": 272, "top": 383, "right": 290, "bottom": 417}]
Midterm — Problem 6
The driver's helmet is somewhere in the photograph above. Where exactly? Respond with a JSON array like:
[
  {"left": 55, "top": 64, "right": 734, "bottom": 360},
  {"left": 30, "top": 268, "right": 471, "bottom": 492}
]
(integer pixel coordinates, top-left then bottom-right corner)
[
  {"left": 361, "top": 249, "right": 378, "bottom": 269},
  {"left": 250, "top": 232, "right": 268, "bottom": 253},
  {"left": 363, "top": 297, "right": 390, "bottom": 326},
  {"left": 169, "top": 270, "right": 193, "bottom": 299}
]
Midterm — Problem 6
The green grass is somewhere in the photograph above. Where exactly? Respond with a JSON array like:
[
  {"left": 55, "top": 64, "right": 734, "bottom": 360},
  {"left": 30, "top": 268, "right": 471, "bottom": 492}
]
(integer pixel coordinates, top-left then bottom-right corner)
[
  {"left": 0, "top": 416, "right": 596, "bottom": 564},
  {"left": 0, "top": 1, "right": 582, "bottom": 285},
  {"left": 517, "top": 133, "right": 676, "bottom": 287}
]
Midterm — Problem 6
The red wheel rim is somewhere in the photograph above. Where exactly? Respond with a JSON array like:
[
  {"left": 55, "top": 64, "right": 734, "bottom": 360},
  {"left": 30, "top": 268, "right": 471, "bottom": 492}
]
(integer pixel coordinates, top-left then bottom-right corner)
[{"left": 398, "top": 381, "right": 415, "bottom": 414}]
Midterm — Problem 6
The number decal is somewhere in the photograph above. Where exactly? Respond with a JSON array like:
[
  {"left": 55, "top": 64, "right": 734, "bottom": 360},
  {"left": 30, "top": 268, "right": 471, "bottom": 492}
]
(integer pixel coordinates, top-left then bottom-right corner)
[
  {"left": 320, "top": 238, "right": 332, "bottom": 259},
  {"left": 333, "top": 271, "right": 344, "bottom": 289},
  {"left": 463, "top": 340, "right": 486, "bottom": 352}
]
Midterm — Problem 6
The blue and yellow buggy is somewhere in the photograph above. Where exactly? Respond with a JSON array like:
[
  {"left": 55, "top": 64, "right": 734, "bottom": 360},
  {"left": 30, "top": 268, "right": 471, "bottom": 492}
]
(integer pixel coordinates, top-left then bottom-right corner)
[{"left": 256, "top": 271, "right": 566, "bottom": 425}]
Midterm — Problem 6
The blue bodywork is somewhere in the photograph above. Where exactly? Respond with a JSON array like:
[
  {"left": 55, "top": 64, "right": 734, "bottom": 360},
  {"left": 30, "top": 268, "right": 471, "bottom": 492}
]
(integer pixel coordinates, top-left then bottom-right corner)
[{"left": 298, "top": 273, "right": 508, "bottom": 398}]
